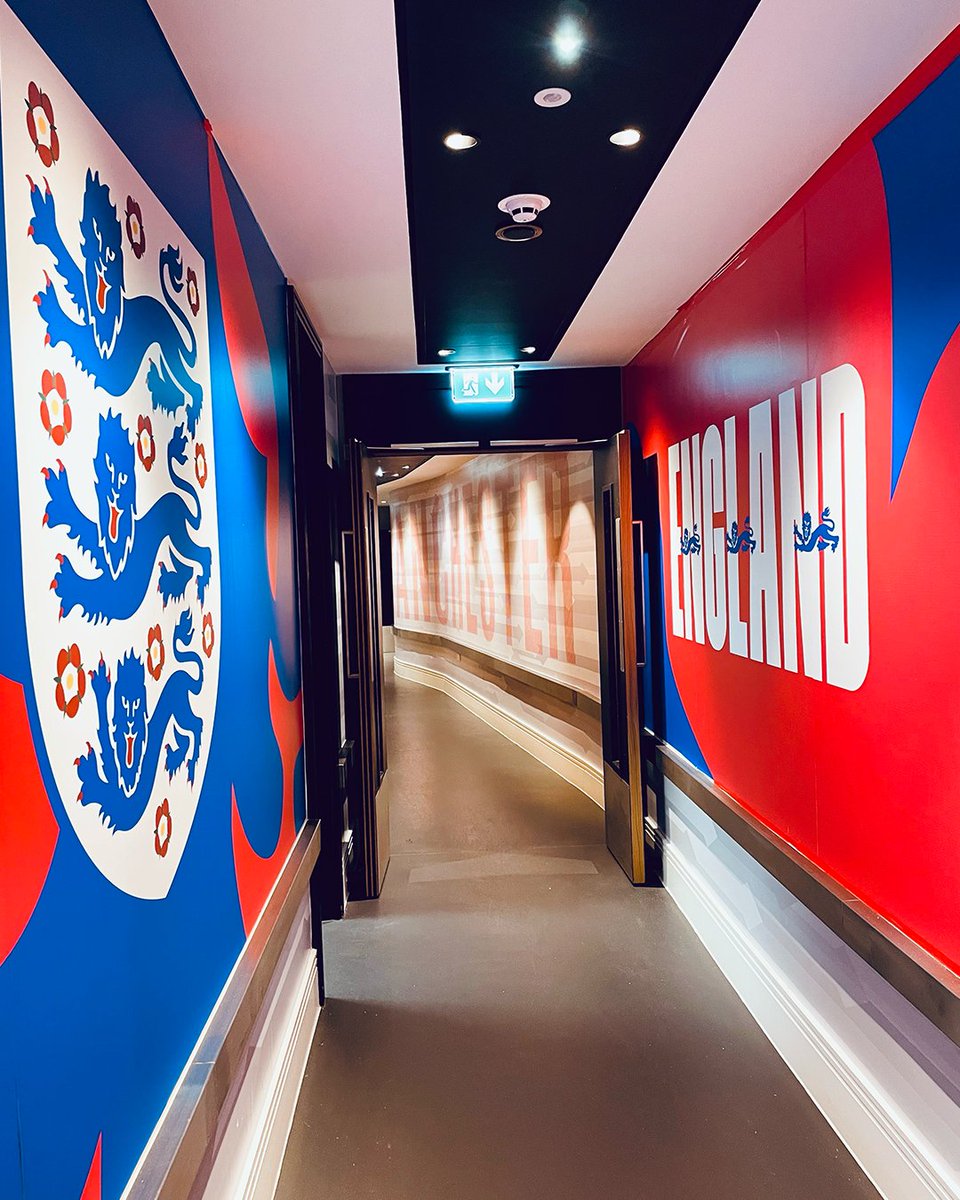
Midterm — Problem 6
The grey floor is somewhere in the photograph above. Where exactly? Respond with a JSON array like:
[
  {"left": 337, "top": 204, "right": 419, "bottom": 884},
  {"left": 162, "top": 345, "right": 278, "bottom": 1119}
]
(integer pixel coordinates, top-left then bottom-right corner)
[{"left": 276, "top": 662, "right": 879, "bottom": 1200}]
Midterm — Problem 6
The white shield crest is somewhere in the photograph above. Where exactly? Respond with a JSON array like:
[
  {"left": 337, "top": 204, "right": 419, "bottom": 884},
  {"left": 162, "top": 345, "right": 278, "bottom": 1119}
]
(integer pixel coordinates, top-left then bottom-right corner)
[{"left": 0, "top": 8, "right": 220, "bottom": 899}]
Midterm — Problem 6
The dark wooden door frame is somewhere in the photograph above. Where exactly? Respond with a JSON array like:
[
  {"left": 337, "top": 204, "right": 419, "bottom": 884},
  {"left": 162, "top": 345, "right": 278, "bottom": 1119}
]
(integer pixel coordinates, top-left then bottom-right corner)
[
  {"left": 594, "top": 428, "right": 650, "bottom": 885},
  {"left": 341, "top": 439, "right": 389, "bottom": 900},
  {"left": 287, "top": 287, "right": 344, "bottom": 956},
  {"left": 339, "top": 434, "right": 659, "bottom": 901}
]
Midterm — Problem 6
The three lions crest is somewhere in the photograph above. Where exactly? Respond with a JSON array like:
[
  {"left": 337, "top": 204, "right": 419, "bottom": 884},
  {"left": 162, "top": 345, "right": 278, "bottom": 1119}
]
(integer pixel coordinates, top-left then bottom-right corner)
[{"left": 7, "top": 69, "right": 221, "bottom": 899}]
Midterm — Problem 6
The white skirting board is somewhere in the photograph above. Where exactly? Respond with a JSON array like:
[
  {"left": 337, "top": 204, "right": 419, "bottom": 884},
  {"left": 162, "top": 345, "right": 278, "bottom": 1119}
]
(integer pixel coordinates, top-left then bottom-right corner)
[
  {"left": 394, "top": 653, "right": 604, "bottom": 806},
  {"left": 200, "top": 896, "right": 321, "bottom": 1200},
  {"left": 661, "top": 779, "right": 960, "bottom": 1200}
]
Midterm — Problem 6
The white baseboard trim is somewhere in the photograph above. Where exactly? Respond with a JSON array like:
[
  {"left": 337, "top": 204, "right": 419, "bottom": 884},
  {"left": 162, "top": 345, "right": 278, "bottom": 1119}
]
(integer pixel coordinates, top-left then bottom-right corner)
[
  {"left": 240, "top": 951, "right": 320, "bottom": 1200},
  {"left": 394, "top": 654, "right": 604, "bottom": 806},
  {"left": 661, "top": 834, "right": 958, "bottom": 1200}
]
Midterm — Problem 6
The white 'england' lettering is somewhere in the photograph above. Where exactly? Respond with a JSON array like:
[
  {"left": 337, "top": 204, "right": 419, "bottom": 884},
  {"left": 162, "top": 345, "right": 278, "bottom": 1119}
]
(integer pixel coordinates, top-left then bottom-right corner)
[
  {"left": 748, "top": 398, "right": 780, "bottom": 667},
  {"left": 690, "top": 433, "right": 705, "bottom": 644},
  {"left": 821, "top": 363, "right": 869, "bottom": 691},
  {"left": 666, "top": 364, "right": 870, "bottom": 693},
  {"left": 724, "top": 416, "right": 749, "bottom": 658},
  {"left": 778, "top": 380, "right": 822, "bottom": 679},
  {"left": 668, "top": 441, "right": 684, "bottom": 638},
  {"left": 701, "top": 424, "right": 726, "bottom": 651}
]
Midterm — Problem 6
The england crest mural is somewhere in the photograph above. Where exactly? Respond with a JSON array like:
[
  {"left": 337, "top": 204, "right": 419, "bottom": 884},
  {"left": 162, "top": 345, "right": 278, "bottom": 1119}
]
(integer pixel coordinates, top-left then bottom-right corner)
[
  {"left": 0, "top": 6, "right": 220, "bottom": 897},
  {"left": 0, "top": 2, "right": 306, "bottom": 1196}
]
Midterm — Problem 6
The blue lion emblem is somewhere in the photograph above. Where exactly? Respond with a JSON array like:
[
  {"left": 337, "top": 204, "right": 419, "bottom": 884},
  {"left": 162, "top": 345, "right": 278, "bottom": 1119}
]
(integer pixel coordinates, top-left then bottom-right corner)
[
  {"left": 27, "top": 170, "right": 202, "bottom": 433},
  {"left": 75, "top": 610, "right": 205, "bottom": 831},
  {"left": 725, "top": 517, "right": 756, "bottom": 554},
  {"left": 680, "top": 524, "right": 701, "bottom": 556},
  {"left": 793, "top": 507, "right": 839, "bottom": 553},
  {"left": 43, "top": 413, "right": 211, "bottom": 623}
]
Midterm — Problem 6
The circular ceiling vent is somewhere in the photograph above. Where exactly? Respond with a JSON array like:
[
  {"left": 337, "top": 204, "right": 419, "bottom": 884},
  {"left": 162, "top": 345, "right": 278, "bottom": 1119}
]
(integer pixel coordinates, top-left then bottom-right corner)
[
  {"left": 495, "top": 224, "right": 542, "bottom": 243},
  {"left": 498, "top": 193, "right": 551, "bottom": 223},
  {"left": 534, "top": 87, "right": 571, "bottom": 108}
]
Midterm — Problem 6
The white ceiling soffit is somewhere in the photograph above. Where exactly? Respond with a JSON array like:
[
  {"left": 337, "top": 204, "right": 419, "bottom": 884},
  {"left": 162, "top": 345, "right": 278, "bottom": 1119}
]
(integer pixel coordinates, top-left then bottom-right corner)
[
  {"left": 554, "top": 0, "right": 960, "bottom": 368},
  {"left": 378, "top": 453, "right": 476, "bottom": 497},
  {"left": 150, "top": 0, "right": 960, "bottom": 375},
  {"left": 149, "top": 0, "right": 416, "bottom": 375}
]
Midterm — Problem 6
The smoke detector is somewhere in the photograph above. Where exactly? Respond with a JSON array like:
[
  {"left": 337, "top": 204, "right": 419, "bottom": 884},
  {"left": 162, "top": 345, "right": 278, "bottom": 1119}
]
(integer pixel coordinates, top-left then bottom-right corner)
[{"left": 498, "top": 193, "right": 551, "bottom": 224}]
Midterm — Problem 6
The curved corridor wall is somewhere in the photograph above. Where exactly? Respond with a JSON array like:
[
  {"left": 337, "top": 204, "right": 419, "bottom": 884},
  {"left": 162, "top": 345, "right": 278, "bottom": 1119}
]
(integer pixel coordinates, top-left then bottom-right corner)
[
  {"left": 623, "top": 29, "right": 960, "bottom": 975},
  {"left": 390, "top": 451, "right": 600, "bottom": 701},
  {"left": 388, "top": 452, "right": 602, "bottom": 795},
  {"left": 0, "top": 3, "right": 304, "bottom": 1196}
]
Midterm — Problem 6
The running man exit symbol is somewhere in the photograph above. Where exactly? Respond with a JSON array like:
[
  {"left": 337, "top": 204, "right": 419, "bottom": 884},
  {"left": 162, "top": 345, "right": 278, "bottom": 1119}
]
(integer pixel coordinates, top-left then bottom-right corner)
[{"left": 450, "top": 365, "right": 516, "bottom": 404}]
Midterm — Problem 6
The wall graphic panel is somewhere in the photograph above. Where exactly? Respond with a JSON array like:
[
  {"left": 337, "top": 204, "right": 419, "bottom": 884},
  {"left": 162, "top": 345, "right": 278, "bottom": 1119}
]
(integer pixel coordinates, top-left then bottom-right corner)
[
  {"left": 623, "top": 30, "right": 960, "bottom": 974},
  {"left": 2, "top": 6, "right": 219, "bottom": 896},
  {"left": 390, "top": 451, "right": 600, "bottom": 700},
  {"left": 0, "top": 3, "right": 304, "bottom": 1197}
]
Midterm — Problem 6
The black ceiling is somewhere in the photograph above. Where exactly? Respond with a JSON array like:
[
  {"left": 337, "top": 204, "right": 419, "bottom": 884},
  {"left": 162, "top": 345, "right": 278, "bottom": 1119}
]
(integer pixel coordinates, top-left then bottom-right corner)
[{"left": 394, "top": 0, "right": 760, "bottom": 366}]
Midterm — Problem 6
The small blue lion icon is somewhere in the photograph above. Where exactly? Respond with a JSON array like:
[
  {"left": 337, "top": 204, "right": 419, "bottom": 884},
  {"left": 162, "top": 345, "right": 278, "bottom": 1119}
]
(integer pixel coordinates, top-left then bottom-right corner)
[
  {"left": 43, "top": 415, "right": 211, "bottom": 623},
  {"left": 680, "top": 524, "right": 702, "bottom": 556},
  {"left": 793, "top": 507, "right": 840, "bottom": 554},
  {"left": 725, "top": 517, "right": 756, "bottom": 554},
  {"left": 75, "top": 610, "right": 205, "bottom": 831},
  {"left": 27, "top": 170, "right": 203, "bottom": 433}
]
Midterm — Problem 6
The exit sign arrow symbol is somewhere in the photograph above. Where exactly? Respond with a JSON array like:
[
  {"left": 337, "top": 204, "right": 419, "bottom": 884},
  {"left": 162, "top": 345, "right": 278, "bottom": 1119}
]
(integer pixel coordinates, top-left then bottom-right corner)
[{"left": 449, "top": 364, "right": 515, "bottom": 404}]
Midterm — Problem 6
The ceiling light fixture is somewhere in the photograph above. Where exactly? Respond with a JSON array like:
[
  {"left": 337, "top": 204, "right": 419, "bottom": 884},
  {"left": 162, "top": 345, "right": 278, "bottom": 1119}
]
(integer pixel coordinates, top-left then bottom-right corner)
[
  {"left": 609, "top": 127, "right": 643, "bottom": 148},
  {"left": 495, "top": 225, "right": 542, "bottom": 243},
  {"left": 443, "top": 131, "right": 478, "bottom": 151},
  {"left": 551, "top": 16, "right": 585, "bottom": 66},
  {"left": 534, "top": 86, "right": 571, "bottom": 108},
  {"left": 521, "top": 346, "right": 536, "bottom": 354},
  {"left": 375, "top": 466, "right": 384, "bottom": 478},
  {"left": 403, "top": 464, "right": 410, "bottom": 470},
  {"left": 438, "top": 348, "right": 455, "bottom": 357}
]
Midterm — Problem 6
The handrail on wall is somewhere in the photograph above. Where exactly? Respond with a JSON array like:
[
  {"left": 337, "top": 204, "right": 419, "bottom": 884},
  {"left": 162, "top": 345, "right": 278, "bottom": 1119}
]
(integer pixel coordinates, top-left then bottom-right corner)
[
  {"left": 646, "top": 739, "right": 960, "bottom": 1050},
  {"left": 124, "top": 820, "right": 320, "bottom": 1200}
]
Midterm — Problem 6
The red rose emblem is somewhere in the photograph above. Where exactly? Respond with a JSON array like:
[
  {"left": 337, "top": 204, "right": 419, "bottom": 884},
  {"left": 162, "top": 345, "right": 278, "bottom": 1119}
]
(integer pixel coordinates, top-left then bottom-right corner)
[
  {"left": 137, "top": 414, "right": 156, "bottom": 471},
  {"left": 54, "top": 644, "right": 86, "bottom": 718},
  {"left": 125, "top": 195, "right": 146, "bottom": 259},
  {"left": 39, "top": 369, "right": 71, "bottom": 446},
  {"left": 146, "top": 624, "right": 165, "bottom": 681},
  {"left": 25, "top": 82, "right": 59, "bottom": 168},
  {"left": 194, "top": 442, "right": 208, "bottom": 488},
  {"left": 201, "top": 612, "right": 215, "bottom": 658},
  {"left": 186, "top": 267, "right": 200, "bottom": 317},
  {"left": 154, "top": 798, "right": 172, "bottom": 857}
]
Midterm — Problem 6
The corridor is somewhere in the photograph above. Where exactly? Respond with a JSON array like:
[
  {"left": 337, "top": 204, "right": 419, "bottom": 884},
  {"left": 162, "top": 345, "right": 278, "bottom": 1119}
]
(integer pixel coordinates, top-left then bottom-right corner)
[{"left": 276, "top": 663, "right": 879, "bottom": 1200}]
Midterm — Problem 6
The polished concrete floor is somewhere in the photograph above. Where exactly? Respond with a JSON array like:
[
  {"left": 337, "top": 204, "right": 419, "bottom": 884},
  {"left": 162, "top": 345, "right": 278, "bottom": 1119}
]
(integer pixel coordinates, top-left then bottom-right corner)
[{"left": 276, "top": 663, "right": 879, "bottom": 1200}]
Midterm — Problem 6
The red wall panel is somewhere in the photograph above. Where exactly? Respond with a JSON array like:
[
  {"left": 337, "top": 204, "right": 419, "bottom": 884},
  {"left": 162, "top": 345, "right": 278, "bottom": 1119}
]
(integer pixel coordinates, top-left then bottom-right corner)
[{"left": 624, "top": 29, "right": 960, "bottom": 972}]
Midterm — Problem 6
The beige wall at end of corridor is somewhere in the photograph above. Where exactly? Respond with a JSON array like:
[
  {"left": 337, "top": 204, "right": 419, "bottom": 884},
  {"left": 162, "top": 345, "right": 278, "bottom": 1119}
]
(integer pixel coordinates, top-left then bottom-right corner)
[{"left": 388, "top": 451, "right": 600, "bottom": 702}]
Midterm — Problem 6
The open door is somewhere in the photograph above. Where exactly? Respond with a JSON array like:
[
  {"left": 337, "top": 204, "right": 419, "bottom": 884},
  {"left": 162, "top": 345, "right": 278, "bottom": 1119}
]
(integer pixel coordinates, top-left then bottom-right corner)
[
  {"left": 594, "top": 429, "right": 647, "bottom": 884},
  {"left": 341, "top": 438, "right": 389, "bottom": 899}
]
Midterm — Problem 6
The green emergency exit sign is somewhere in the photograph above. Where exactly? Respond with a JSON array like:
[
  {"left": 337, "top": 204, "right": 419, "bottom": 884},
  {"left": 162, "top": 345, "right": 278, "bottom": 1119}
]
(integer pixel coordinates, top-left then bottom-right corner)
[{"left": 450, "top": 366, "right": 516, "bottom": 404}]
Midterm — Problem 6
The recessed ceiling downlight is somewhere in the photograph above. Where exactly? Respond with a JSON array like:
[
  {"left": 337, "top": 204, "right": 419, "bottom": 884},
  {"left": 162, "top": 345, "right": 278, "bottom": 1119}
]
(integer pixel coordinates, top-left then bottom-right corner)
[
  {"left": 443, "top": 131, "right": 478, "bottom": 151},
  {"left": 610, "top": 127, "right": 643, "bottom": 147},
  {"left": 521, "top": 346, "right": 536, "bottom": 354},
  {"left": 551, "top": 16, "right": 585, "bottom": 65},
  {"left": 495, "top": 225, "right": 542, "bottom": 243},
  {"left": 534, "top": 87, "right": 571, "bottom": 108},
  {"left": 437, "top": 348, "right": 455, "bottom": 357}
]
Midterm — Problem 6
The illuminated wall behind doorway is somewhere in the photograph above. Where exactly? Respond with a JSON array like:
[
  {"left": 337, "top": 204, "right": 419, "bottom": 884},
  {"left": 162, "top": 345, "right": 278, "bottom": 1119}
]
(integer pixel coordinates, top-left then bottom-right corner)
[{"left": 389, "top": 451, "right": 600, "bottom": 700}]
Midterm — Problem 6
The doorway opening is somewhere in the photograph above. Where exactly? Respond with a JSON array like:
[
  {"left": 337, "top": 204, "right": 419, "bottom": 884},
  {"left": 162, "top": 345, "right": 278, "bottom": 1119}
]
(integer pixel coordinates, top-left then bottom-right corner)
[{"left": 329, "top": 433, "right": 658, "bottom": 913}]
